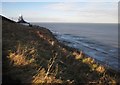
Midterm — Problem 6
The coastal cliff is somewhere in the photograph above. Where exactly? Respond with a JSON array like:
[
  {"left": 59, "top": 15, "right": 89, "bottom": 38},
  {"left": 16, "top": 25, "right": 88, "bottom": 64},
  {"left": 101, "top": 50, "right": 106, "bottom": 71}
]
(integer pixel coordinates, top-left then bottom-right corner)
[{"left": 2, "top": 15, "right": 119, "bottom": 84}]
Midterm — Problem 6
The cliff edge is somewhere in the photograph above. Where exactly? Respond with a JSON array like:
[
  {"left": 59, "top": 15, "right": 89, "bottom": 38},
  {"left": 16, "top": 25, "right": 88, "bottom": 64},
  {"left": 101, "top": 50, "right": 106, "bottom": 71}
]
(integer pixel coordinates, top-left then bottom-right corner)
[{"left": 2, "top": 15, "right": 119, "bottom": 84}]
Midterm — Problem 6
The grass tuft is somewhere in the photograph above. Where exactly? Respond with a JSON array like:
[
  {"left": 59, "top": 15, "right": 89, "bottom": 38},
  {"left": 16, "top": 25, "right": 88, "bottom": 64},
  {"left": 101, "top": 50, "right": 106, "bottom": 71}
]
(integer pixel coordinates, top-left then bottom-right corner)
[{"left": 7, "top": 43, "right": 36, "bottom": 66}]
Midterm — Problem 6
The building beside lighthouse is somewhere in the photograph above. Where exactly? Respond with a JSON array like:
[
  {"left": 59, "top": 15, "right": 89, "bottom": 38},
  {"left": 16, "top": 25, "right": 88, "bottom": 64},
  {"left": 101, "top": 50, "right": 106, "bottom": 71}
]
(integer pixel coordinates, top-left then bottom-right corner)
[{"left": 17, "top": 14, "right": 30, "bottom": 26}]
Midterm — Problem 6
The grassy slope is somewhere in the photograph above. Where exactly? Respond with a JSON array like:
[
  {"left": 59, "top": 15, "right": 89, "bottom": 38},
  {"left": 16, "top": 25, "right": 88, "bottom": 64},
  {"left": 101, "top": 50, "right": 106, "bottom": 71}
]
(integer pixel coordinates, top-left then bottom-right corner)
[{"left": 2, "top": 16, "right": 120, "bottom": 84}]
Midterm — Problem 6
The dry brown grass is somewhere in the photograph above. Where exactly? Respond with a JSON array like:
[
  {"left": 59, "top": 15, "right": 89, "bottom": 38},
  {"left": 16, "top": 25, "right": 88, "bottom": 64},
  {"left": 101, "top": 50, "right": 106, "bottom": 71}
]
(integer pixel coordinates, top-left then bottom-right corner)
[
  {"left": 72, "top": 51, "right": 83, "bottom": 60},
  {"left": 3, "top": 16, "right": 119, "bottom": 84},
  {"left": 7, "top": 43, "right": 36, "bottom": 66},
  {"left": 96, "top": 66, "right": 105, "bottom": 73},
  {"left": 32, "top": 54, "right": 62, "bottom": 84},
  {"left": 32, "top": 68, "right": 62, "bottom": 84},
  {"left": 73, "top": 51, "right": 106, "bottom": 74}
]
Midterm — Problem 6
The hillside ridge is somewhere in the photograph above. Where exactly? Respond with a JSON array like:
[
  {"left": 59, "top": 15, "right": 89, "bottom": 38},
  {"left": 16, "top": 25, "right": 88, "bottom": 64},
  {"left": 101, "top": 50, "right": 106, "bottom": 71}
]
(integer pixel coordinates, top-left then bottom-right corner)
[{"left": 2, "top": 15, "right": 119, "bottom": 84}]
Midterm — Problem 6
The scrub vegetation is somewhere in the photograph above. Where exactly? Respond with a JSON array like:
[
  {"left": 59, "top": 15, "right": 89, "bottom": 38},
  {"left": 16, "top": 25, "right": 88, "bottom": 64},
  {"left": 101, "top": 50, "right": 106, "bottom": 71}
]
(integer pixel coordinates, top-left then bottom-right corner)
[{"left": 2, "top": 15, "right": 120, "bottom": 85}]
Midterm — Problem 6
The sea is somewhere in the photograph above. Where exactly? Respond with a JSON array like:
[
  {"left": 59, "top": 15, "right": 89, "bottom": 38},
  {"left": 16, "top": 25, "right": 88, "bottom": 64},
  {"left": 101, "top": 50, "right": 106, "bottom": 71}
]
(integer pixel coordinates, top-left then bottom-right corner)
[{"left": 33, "top": 23, "right": 119, "bottom": 71}]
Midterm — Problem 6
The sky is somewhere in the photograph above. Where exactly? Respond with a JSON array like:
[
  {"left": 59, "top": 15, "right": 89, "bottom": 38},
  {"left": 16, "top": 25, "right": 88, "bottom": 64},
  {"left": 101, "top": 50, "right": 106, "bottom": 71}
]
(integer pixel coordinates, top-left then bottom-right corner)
[{"left": 1, "top": 1, "right": 118, "bottom": 23}]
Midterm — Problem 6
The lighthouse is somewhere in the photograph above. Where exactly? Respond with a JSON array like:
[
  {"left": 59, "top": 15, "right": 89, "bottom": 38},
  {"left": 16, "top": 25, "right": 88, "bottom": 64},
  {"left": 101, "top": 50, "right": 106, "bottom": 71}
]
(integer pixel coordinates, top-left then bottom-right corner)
[{"left": 17, "top": 14, "right": 30, "bottom": 26}]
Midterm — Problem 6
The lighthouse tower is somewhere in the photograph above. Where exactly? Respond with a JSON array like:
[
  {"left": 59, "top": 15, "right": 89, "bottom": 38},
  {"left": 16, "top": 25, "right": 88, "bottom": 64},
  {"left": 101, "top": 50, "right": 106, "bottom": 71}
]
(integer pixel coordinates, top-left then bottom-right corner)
[
  {"left": 17, "top": 14, "right": 30, "bottom": 26},
  {"left": 18, "top": 14, "right": 24, "bottom": 22},
  {"left": 18, "top": 14, "right": 26, "bottom": 23}
]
